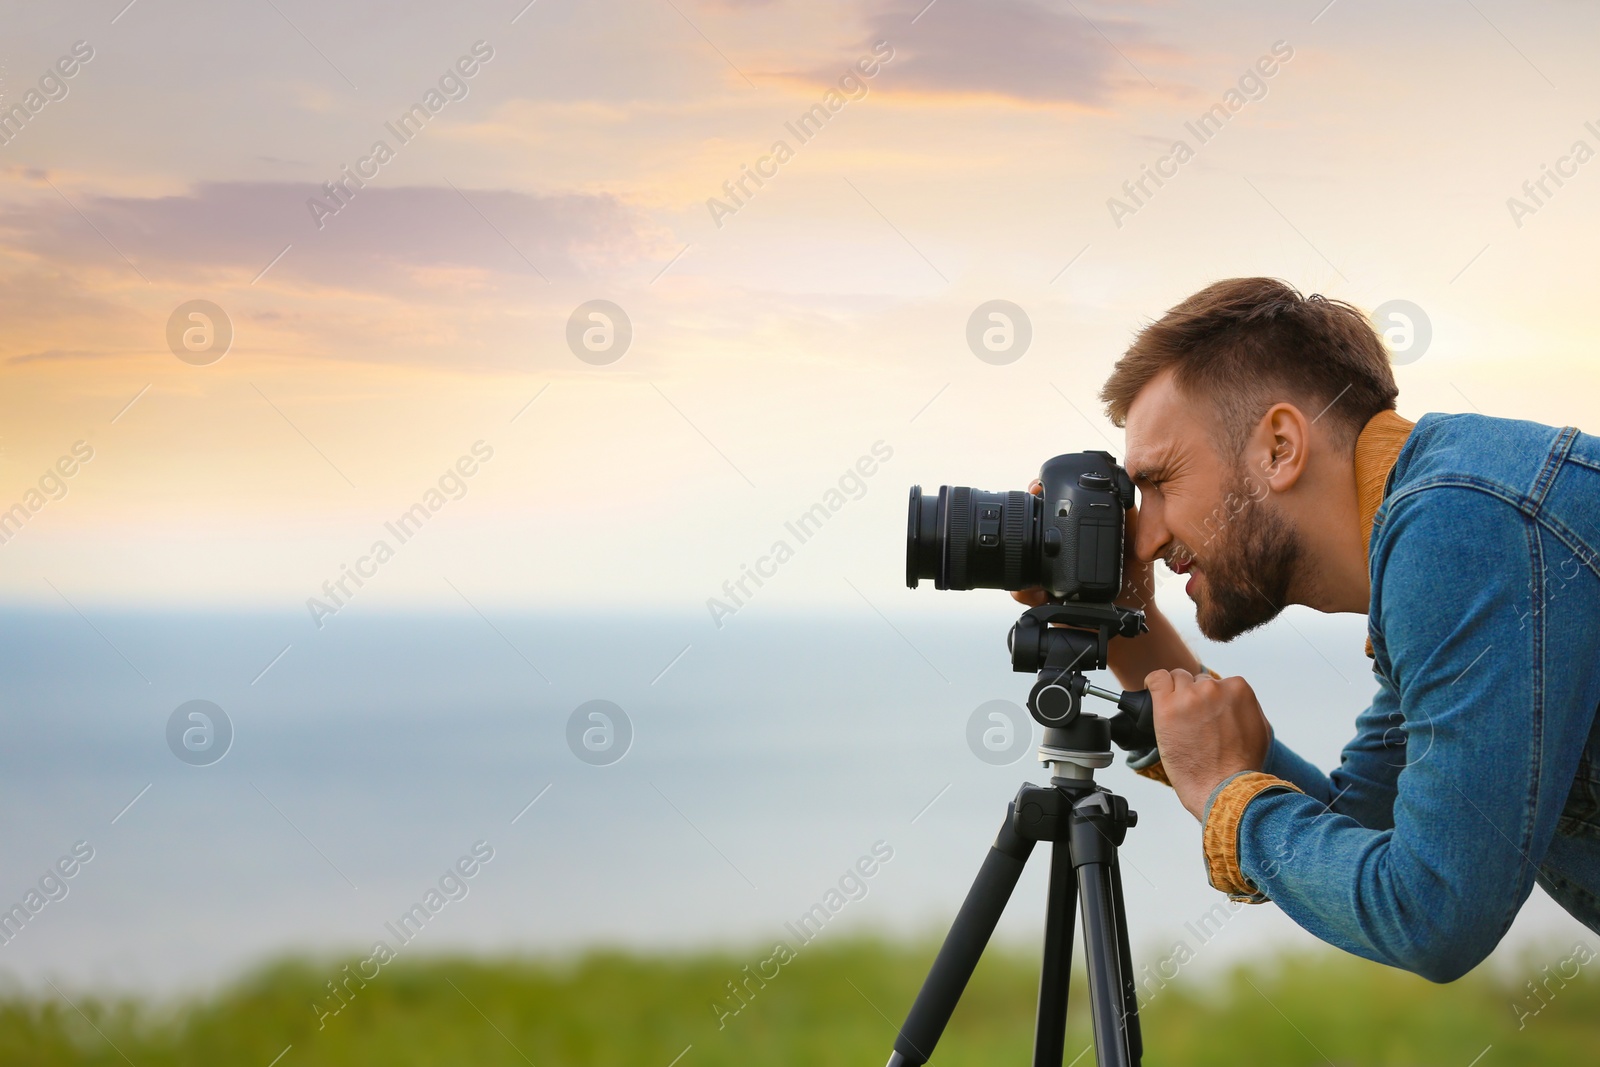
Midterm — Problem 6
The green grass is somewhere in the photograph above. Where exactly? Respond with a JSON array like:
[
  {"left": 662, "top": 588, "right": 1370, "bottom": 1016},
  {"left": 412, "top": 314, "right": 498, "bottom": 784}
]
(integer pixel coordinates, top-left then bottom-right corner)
[{"left": 4, "top": 938, "right": 1597, "bottom": 1065}]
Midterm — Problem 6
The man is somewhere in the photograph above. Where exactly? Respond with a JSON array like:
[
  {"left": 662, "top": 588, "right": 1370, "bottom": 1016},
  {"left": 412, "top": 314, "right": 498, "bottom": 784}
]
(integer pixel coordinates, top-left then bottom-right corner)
[{"left": 1024, "top": 277, "right": 1600, "bottom": 983}]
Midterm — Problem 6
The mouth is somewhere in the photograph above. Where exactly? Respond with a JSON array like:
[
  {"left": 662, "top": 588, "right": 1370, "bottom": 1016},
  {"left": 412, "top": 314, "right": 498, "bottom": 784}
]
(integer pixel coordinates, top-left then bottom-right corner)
[{"left": 1165, "top": 555, "right": 1199, "bottom": 597}]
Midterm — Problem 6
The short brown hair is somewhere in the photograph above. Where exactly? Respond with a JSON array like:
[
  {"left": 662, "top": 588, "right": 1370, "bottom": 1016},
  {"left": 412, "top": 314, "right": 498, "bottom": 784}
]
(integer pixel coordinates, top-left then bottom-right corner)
[{"left": 1101, "top": 278, "right": 1399, "bottom": 455}]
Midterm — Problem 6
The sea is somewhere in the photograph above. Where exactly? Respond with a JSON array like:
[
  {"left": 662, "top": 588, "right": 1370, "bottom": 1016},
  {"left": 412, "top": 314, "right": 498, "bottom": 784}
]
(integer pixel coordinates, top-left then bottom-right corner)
[{"left": 0, "top": 603, "right": 1584, "bottom": 995}]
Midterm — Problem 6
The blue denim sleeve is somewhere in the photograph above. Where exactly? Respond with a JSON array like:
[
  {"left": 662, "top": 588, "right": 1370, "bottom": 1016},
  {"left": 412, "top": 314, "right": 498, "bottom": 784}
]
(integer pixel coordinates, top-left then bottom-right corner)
[
  {"left": 1236, "top": 486, "right": 1558, "bottom": 982},
  {"left": 1262, "top": 672, "right": 1404, "bottom": 830}
]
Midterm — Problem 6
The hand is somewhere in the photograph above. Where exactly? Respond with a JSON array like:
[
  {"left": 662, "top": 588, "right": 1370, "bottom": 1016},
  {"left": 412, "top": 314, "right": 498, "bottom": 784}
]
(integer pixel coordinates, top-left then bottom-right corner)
[
  {"left": 1146, "top": 669, "right": 1273, "bottom": 821},
  {"left": 1010, "top": 480, "right": 1160, "bottom": 613}
]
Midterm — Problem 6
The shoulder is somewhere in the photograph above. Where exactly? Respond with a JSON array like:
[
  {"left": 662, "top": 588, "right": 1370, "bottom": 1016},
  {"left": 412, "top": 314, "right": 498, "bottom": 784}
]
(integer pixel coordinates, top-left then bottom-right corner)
[
  {"left": 1372, "top": 480, "right": 1529, "bottom": 580},
  {"left": 1369, "top": 481, "right": 1535, "bottom": 687},
  {"left": 1389, "top": 412, "right": 1570, "bottom": 504}
]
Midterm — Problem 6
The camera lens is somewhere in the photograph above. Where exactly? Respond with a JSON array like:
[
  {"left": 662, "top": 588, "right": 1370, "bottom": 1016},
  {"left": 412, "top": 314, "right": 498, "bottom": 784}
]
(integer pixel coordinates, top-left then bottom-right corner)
[
  {"left": 906, "top": 485, "right": 1039, "bottom": 590},
  {"left": 906, "top": 485, "right": 940, "bottom": 588}
]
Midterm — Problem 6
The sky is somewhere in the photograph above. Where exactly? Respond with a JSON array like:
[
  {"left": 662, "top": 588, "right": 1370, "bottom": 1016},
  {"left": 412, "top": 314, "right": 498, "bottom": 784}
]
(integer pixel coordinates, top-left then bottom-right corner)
[{"left": 1, "top": 0, "right": 1598, "bottom": 620}]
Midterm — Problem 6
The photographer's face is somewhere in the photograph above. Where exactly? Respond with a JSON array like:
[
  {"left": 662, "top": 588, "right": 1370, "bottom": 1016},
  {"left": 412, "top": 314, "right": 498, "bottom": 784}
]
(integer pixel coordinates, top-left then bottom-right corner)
[{"left": 1123, "top": 370, "right": 1299, "bottom": 641}]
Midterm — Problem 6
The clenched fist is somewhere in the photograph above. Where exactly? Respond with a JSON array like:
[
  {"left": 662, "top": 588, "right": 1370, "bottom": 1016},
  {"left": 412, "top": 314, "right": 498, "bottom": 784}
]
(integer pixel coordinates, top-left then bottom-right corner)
[{"left": 1146, "top": 669, "right": 1273, "bottom": 820}]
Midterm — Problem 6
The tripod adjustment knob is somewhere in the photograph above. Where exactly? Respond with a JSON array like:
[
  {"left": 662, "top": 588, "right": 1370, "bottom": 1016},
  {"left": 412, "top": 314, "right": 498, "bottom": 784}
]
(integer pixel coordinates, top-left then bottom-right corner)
[{"left": 1028, "top": 669, "right": 1081, "bottom": 726}]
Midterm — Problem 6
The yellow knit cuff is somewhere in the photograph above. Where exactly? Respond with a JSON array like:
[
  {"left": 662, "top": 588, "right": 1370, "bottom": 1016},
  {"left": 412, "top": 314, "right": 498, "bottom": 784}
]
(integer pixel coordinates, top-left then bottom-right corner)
[
  {"left": 1202, "top": 771, "right": 1302, "bottom": 901},
  {"left": 1135, "top": 760, "right": 1171, "bottom": 786}
]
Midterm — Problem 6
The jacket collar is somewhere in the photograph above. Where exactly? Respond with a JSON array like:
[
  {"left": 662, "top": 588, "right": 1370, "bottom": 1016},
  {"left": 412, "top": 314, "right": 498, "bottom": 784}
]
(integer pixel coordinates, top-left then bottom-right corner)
[{"left": 1354, "top": 408, "right": 1416, "bottom": 562}]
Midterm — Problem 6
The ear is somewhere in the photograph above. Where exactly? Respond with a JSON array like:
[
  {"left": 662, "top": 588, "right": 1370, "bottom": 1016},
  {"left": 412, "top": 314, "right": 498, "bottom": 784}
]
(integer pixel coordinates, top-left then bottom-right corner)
[{"left": 1252, "top": 402, "right": 1311, "bottom": 493}]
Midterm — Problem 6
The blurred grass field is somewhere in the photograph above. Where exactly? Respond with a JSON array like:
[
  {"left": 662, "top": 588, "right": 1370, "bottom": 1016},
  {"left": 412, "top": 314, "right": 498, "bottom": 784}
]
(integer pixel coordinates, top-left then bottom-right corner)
[{"left": 4, "top": 938, "right": 1597, "bottom": 1065}]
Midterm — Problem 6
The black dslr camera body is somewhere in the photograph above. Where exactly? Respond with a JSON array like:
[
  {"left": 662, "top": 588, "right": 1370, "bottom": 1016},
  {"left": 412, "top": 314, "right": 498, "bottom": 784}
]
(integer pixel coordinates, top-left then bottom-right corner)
[{"left": 906, "top": 451, "right": 1135, "bottom": 601}]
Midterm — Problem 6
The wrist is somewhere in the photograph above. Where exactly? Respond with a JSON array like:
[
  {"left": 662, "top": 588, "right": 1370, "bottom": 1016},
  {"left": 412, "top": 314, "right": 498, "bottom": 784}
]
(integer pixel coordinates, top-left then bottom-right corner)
[
  {"left": 1198, "top": 767, "right": 1255, "bottom": 822},
  {"left": 1175, "top": 768, "right": 1227, "bottom": 821}
]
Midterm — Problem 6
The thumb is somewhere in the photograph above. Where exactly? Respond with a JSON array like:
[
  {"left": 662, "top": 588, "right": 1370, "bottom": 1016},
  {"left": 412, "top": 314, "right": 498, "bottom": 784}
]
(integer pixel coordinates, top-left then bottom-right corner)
[{"left": 1145, "top": 669, "right": 1175, "bottom": 696}]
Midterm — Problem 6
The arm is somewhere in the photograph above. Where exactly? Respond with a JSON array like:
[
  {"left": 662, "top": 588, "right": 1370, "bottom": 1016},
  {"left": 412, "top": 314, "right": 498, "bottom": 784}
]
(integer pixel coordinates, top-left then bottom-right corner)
[
  {"left": 1261, "top": 670, "right": 1404, "bottom": 829},
  {"left": 1104, "top": 605, "right": 1203, "bottom": 692},
  {"left": 1110, "top": 604, "right": 1409, "bottom": 828},
  {"left": 1227, "top": 487, "right": 1577, "bottom": 981}
]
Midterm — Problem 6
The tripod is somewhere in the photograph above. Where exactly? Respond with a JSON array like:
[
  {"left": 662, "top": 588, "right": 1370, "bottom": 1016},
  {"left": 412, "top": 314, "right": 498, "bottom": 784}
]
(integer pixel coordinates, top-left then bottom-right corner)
[{"left": 885, "top": 603, "right": 1160, "bottom": 1067}]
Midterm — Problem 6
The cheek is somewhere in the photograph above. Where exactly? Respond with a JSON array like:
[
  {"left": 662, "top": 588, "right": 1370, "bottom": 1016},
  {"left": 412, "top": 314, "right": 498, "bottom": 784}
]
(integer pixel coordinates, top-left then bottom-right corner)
[
  {"left": 1167, "top": 495, "right": 1218, "bottom": 556},
  {"left": 1171, "top": 507, "right": 1205, "bottom": 551}
]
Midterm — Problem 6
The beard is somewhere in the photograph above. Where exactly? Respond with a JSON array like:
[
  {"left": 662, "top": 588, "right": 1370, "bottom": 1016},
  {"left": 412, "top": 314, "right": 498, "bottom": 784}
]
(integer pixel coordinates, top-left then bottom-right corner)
[{"left": 1185, "top": 470, "right": 1304, "bottom": 642}]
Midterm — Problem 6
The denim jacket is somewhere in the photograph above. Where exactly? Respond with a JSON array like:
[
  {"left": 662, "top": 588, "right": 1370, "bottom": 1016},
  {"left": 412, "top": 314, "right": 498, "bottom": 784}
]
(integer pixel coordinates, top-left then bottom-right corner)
[{"left": 1230, "top": 412, "right": 1600, "bottom": 982}]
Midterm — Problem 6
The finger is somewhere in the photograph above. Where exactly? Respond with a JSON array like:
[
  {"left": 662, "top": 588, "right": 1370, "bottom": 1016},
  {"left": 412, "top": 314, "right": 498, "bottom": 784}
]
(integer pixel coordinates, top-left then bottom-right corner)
[
  {"left": 1011, "top": 587, "right": 1047, "bottom": 607},
  {"left": 1028, "top": 479, "right": 1042, "bottom": 496},
  {"left": 1145, "top": 669, "right": 1174, "bottom": 695},
  {"left": 1169, "top": 667, "right": 1195, "bottom": 688}
]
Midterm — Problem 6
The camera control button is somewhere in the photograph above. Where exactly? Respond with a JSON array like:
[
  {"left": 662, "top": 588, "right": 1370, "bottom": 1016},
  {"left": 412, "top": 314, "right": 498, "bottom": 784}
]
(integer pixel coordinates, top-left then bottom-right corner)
[
  {"left": 1078, "top": 472, "right": 1112, "bottom": 490},
  {"left": 1043, "top": 527, "right": 1062, "bottom": 556}
]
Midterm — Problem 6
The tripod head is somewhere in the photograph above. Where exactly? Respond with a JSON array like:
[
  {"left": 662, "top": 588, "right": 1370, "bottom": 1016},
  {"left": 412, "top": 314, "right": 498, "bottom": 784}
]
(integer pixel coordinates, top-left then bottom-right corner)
[{"left": 1008, "top": 603, "right": 1160, "bottom": 778}]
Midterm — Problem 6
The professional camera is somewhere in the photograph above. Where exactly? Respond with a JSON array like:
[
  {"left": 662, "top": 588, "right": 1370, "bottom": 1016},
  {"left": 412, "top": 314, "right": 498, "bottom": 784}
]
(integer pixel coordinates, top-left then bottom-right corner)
[{"left": 905, "top": 451, "right": 1135, "bottom": 601}]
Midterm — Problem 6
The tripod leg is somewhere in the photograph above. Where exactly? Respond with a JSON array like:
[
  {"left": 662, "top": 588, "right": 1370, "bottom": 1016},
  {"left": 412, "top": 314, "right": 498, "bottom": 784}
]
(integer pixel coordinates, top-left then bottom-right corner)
[
  {"left": 1109, "top": 856, "right": 1143, "bottom": 1063},
  {"left": 885, "top": 803, "right": 1035, "bottom": 1067},
  {"left": 1077, "top": 862, "right": 1135, "bottom": 1067},
  {"left": 1032, "top": 837, "right": 1077, "bottom": 1067},
  {"left": 1066, "top": 790, "right": 1140, "bottom": 1067}
]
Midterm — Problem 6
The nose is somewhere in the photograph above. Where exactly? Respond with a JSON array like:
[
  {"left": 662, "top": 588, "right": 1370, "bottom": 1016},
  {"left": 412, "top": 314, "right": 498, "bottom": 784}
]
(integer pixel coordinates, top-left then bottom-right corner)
[{"left": 1133, "top": 496, "right": 1169, "bottom": 564}]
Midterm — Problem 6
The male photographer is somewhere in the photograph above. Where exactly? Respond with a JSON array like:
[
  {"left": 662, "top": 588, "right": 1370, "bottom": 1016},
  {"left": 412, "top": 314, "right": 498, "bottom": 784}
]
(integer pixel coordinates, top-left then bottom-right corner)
[{"left": 1020, "top": 278, "right": 1600, "bottom": 982}]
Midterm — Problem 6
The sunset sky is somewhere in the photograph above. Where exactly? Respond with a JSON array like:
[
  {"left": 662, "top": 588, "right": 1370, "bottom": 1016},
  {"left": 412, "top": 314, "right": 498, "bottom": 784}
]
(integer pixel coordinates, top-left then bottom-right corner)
[{"left": 4, "top": 0, "right": 1598, "bottom": 621}]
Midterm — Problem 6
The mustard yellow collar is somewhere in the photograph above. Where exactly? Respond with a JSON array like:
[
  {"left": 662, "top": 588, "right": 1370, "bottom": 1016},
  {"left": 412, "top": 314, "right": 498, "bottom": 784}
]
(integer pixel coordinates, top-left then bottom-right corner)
[{"left": 1354, "top": 409, "right": 1415, "bottom": 563}]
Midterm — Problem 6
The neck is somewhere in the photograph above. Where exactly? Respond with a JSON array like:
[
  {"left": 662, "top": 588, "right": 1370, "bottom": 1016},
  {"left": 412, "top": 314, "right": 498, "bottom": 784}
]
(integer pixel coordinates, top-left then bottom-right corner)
[{"left": 1283, "top": 450, "right": 1372, "bottom": 614}]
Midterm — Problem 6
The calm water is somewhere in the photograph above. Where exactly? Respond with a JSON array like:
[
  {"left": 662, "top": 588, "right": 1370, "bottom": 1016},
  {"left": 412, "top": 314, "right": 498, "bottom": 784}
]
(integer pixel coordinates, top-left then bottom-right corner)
[{"left": 0, "top": 605, "right": 1581, "bottom": 994}]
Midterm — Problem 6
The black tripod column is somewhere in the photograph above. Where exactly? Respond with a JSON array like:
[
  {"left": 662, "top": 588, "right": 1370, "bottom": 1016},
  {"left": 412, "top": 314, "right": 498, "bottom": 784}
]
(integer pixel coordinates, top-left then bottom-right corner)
[{"left": 885, "top": 804, "right": 1036, "bottom": 1067}]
